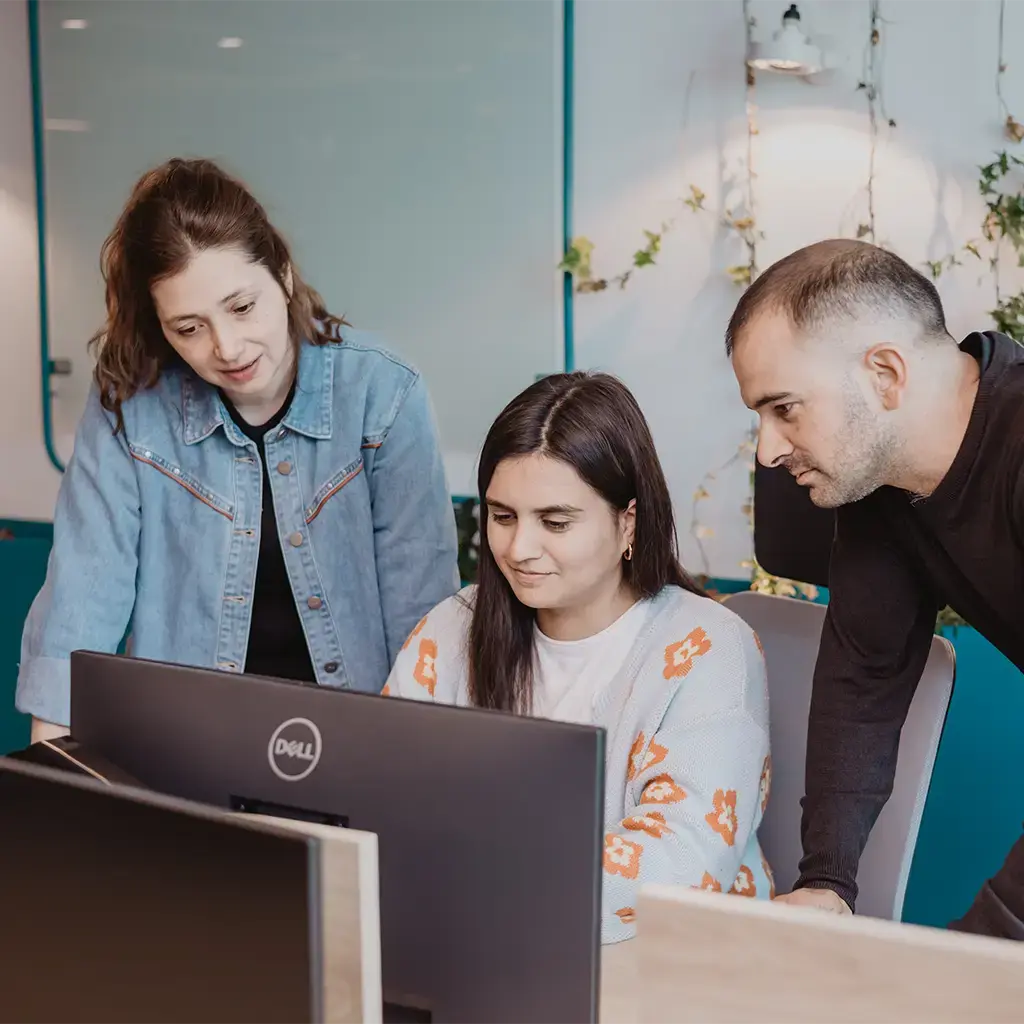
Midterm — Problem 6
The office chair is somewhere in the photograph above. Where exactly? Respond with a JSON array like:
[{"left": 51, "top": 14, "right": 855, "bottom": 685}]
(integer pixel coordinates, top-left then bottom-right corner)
[{"left": 723, "top": 590, "right": 955, "bottom": 921}]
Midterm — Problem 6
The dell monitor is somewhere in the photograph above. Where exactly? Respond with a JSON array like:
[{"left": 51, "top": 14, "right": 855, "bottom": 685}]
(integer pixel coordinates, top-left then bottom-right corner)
[
  {"left": 69, "top": 650, "right": 605, "bottom": 1023},
  {"left": 0, "top": 756, "right": 320, "bottom": 1024}
]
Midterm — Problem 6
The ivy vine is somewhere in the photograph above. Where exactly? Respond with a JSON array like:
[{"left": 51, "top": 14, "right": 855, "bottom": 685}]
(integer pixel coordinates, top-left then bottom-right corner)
[
  {"left": 549, "top": 0, "right": 1010, "bottom": 634},
  {"left": 926, "top": 153, "right": 1024, "bottom": 343},
  {"left": 558, "top": 185, "right": 707, "bottom": 293}
]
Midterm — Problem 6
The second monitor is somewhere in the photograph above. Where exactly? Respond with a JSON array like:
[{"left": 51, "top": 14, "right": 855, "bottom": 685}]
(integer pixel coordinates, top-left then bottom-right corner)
[{"left": 69, "top": 650, "right": 605, "bottom": 1024}]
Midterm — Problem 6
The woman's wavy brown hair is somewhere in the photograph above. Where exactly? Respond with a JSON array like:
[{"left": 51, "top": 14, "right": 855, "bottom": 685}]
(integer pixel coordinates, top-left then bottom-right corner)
[{"left": 89, "top": 157, "right": 345, "bottom": 432}]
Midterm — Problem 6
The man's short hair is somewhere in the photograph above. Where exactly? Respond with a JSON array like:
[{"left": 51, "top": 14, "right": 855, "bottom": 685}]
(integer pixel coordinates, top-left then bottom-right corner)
[{"left": 725, "top": 239, "right": 950, "bottom": 355}]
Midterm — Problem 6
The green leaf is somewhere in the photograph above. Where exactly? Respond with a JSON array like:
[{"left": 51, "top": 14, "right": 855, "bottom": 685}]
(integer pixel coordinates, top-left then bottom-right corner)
[
  {"left": 642, "top": 230, "right": 662, "bottom": 252},
  {"left": 726, "top": 264, "right": 753, "bottom": 287},
  {"left": 558, "top": 250, "right": 581, "bottom": 273},
  {"left": 558, "top": 236, "right": 596, "bottom": 280},
  {"left": 684, "top": 184, "right": 706, "bottom": 211}
]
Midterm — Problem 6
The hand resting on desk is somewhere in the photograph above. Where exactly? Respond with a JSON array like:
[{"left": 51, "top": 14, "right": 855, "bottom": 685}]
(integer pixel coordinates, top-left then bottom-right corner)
[{"left": 773, "top": 887, "right": 852, "bottom": 915}]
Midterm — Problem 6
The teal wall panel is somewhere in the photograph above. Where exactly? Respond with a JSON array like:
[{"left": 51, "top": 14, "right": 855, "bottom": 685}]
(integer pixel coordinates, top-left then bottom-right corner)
[{"left": 902, "top": 625, "right": 1024, "bottom": 927}]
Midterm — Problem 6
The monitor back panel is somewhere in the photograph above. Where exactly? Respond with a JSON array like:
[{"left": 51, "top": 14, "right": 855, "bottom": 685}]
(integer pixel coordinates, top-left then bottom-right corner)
[
  {"left": 0, "top": 757, "right": 318, "bottom": 1024},
  {"left": 71, "top": 652, "right": 604, "bottom": 1023}
]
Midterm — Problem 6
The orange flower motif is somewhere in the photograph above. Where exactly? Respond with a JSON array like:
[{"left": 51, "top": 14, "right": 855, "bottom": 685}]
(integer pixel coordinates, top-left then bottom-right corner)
[
  {"left": 401, "top": 616, "right": 427, "bottom": 651},
  {"left": 412, "top": 638, "right": 438, "bottom": 696},
  {"left": 761, "top": 850, "right": 776, "bottom": 899},
  {"left": 663, "top": 627, "right": 712, "bottom": 679},
  {"left": 626, "top": 733, "right": 668, "bottom": 781},
  {"left": 640, "top": 774, "right": 687, "bottom": 805},
  {"left": 614, "top": 907, "right": 636, "bottom": 925},
  {"left": 381, "top": 683, "right": 391, "bottom": 697},
  {"left": 696, "top": 872, "right": 722, "bottom": 893},
  {"left": 705, "top": 788, "right": 738, "bottom": 846},
  {"left": 626, "top": 732, "right": 645, "bottom": 781},
  {"left": 623, "top": 811, "right": 672, "bottom": 839},
  {"left": 730, "top": 864, "right": 757, "bottom": 898},
  {"left": 759, "top": 754, "right": 772, "bottom": 813},
  {"left": 604, "top": 834, "right": 643, "bottom": 879}
]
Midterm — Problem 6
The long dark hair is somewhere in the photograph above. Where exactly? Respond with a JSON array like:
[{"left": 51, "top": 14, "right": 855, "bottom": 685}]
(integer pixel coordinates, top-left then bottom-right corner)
[
  {"left": 89, "top": 158, "right": 346, "bottom": 433},
  {"left": 468, "top": 371, "right": 705, "bottom": 714}
]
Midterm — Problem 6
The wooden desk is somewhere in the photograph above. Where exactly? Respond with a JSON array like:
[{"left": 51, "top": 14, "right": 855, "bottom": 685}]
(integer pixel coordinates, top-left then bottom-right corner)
[
  {"left": 597, "top": 885, "right": 1024, "bottom": 1023},
  {"left": 600, "top": 940, "right": 638, "bottom": 1024}
]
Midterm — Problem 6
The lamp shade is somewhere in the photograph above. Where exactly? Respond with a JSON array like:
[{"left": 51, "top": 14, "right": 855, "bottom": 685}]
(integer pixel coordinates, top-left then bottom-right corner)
[{"left": 748, "top": 4, "right": 825, "bottom": 76}]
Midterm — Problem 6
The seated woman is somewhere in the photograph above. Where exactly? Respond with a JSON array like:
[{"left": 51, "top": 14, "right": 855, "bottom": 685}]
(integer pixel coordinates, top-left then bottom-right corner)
[
  {"left": 385, "top": 371, "right": 774, "bottom": 943},
  {"left": 17, "top": 157, "right": 459, "bottom": 742}
]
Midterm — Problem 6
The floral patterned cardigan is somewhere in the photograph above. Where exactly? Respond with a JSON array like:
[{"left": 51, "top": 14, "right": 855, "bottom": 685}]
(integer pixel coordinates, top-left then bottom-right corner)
[{"left": 384, "top": 584, "right": 774, "bottom": 944}]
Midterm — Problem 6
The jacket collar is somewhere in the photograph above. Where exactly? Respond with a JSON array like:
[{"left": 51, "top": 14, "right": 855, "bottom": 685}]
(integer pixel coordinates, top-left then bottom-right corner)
[{"left": 181, "top": 341, "right": 335, "bottom": 445}]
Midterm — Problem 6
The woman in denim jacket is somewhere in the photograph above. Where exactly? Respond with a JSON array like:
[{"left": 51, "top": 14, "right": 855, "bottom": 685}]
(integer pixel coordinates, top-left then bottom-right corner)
[{"left": 18, "top": 158, "right": 460, "bottom": 742}]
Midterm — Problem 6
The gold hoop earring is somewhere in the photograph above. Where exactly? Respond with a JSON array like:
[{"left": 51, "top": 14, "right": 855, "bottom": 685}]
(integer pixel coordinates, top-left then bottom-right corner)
[{"left": 624, "top": 543, "right": 633, "bottom": 562}]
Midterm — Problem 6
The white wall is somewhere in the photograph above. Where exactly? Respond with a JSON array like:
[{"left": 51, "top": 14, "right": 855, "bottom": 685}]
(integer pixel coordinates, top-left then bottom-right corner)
[
  {"left": 0, "top": 0, "right": 61, "bottom": 521},
  {"left": 5, "top": 0, "right": 1024, "bottom": 578},
  {"left": 36, "top": 1, "right": 564, "bottom": 497},
  {"left": 573, "top": 0, "right": 1024, "bottom": 577}
]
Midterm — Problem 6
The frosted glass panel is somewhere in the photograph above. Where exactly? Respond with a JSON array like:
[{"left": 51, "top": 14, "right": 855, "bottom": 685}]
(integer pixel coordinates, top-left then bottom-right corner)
[{"left": 38, "top": 0, "right": 563, "bottom": 493}]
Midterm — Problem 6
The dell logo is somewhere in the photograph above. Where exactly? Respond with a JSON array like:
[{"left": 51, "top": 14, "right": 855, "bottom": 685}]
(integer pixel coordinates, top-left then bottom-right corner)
[
  {"left": 274, "top": 738, "right": 315, "bottom": 760},
  {"left": 268, "top": 718, "right": 323, "bottom": 782}
]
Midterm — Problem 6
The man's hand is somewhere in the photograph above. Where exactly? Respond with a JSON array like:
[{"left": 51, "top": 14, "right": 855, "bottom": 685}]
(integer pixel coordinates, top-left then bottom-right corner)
[{"left": 773, "top": 888, "right": 852, "bottom": 915}]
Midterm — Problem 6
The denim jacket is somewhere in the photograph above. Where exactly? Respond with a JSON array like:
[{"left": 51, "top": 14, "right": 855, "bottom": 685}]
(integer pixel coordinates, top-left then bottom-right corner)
[{"left": 17, "top": 329, "right": 460, "bottom": 726}]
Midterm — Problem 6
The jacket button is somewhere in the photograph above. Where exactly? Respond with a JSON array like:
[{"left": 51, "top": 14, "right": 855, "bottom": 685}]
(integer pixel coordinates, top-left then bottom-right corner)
[
  {"left": 289, "top": 531, "right": 303, "bottom": 547},
  {"left": 277, "top": 461, "right": 292, "bottom": 476},
  {"left": 323, "top": 661, "right": 339, "bottom": 673},
  {"left": 307, "top": 595, "right": 323, "bottom": 610}
]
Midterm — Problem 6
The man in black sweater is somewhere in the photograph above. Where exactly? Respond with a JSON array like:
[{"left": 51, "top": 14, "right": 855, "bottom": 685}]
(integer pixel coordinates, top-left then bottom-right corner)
[{"left": 727, "top": 237, "right": 1024, "bottom": 939}]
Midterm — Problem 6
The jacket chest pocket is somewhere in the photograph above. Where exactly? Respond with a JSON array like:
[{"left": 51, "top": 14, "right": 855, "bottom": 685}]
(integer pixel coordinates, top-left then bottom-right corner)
[
  {"left": 306, "top": 456, "right": 365, "bottom": 524},
  {"left": 129, "top": 443, "right": 235, "bottom": 520}
]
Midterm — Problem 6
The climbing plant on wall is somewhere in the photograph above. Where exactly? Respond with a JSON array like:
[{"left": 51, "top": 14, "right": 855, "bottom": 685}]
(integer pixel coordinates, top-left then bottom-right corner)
[
  {"left": 926, "top": 0, "right": 1024, "bottom": 342},
  {"left": 558, "top": 185, "right": 707, "bottom": 293},
  {"left": 920, "top": 0, "right": 1024, "bottom": 628},
  {"left": 686, "top": 0, "right": 820, "bottom": 600},
  {"left": 558, "top": 1, "right": 1018, "bottom": 624},
  {"left": 927, "top": 150, "right": 1024, "bottom": 344},
  {"left": 453, "top": 497, "right": 480, "bottom": 585},
  {"left": 557, "top": 1, "right": 811, "bottom": 599}
]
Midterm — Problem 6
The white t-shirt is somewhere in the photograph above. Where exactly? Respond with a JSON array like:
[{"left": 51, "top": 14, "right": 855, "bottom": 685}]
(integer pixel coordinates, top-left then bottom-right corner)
[{"left": 531, "top": 599, "right": 651, "bottom": 725}]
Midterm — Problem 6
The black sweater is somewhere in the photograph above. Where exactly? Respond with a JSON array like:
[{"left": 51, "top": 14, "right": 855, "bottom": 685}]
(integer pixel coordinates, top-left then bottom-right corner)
[{"left": 798, "top": 331, "right": 1024, "bottom": 939}]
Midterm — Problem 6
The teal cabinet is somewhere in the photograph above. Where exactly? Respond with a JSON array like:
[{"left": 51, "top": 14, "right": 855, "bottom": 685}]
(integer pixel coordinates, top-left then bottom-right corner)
[{"left": 0, "top": 527, "right": 50, "bottom": 754}]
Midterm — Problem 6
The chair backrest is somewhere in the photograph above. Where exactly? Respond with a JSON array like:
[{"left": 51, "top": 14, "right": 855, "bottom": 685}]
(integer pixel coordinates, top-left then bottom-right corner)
[{"left": 722, "top": 591, "right": 956, "bottom": 921}]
